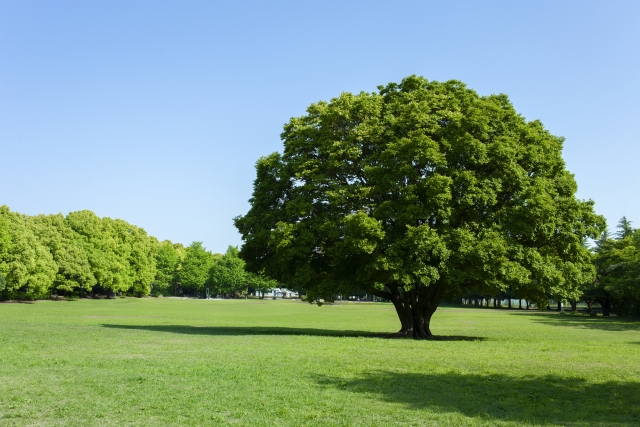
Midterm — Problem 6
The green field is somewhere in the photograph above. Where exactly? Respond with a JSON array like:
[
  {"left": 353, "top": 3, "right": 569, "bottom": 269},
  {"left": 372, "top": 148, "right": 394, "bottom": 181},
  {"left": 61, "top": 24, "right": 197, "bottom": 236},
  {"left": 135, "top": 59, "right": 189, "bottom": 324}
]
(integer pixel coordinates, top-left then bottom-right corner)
[{"left": 1, "top": 299, "right": 639, "bottom": 426}]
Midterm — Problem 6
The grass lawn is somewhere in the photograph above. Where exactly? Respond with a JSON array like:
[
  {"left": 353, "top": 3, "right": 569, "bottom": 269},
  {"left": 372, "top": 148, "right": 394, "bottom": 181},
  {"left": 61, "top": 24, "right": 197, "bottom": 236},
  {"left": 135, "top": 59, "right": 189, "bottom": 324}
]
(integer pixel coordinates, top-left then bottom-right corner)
[{"left": 1, "top": 298, "right": 639, "bottom": 426}]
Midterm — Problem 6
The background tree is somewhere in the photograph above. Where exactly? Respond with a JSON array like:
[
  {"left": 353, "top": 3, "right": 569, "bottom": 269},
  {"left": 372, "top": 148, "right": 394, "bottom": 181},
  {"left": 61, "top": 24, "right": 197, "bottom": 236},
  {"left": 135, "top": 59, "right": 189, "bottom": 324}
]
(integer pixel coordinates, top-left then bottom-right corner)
[
  {"left": 595, "top": 226, "right": 611, "bottom": 250},
  {"left": 616, "top": 216, "right": 634, "bottom": 239},
  {"left": 171, "top": 243, "right": 187, "bottom": 295},
  {"left": 65, "top": 210, "right": 129, "bottom": 295},
  {"left": 154, "top": 240, "right": 179, "bottom": 295},
  {"left": 0, "top": 205, "right": 213, "bottom": 299},
  {"left": 107, "top": 218, "right": 157, "bottom": 296},
  {"left": 590, "top": 218, "right": 640, "bottom": 316},
  {"left": 0, "top": 206, "right": 57, "bottom": 296},
  {"left": 28, "top": 214, "right": 96, "bottom": 294},
  {"left": 0, "top": 209, "right": 11, "bottom": 296},
  {"left": 64, "top": 211, "right": 157, "bottom": 296},
  {"left": 247, "top": 272, "right": 279, "bottom": 298},
  {"left": 235, "top": 76, "right": 605, "bottom": 338},
  {"left": 207, "top": 246, "right": 248, "bottom": 297},
  {"left": 178, "top": 242, "right": 213, "bottom": 295}
]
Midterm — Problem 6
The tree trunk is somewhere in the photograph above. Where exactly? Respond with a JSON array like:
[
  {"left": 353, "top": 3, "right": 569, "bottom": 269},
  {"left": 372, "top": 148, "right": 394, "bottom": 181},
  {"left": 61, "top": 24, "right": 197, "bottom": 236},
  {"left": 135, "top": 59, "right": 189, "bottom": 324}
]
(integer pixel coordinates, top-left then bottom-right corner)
[
  {"left": 526, "top": 300, "right": 530, "bottom": 310},
  {"left": 569, "top": 300, "right": 577, "bottom": 312},
  {"left": 519, "top": 299, "right": 522, "bottom": 309},
  {"left": 508, "top": 299, "right": 512, "bottom": 309},
  {"left": 597, "top": 297, "right": 611, "bottom": 317},
  {"left": 380, "top": 284, "right": 443, "bottom": 339}
]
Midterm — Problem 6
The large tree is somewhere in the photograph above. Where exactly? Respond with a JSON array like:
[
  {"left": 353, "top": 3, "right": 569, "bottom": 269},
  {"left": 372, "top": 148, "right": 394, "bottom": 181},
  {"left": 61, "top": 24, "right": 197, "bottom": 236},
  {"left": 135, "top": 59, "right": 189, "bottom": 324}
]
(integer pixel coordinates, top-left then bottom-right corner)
[{"left": 234, "top": 76, "right": 605, "bottom": 338}]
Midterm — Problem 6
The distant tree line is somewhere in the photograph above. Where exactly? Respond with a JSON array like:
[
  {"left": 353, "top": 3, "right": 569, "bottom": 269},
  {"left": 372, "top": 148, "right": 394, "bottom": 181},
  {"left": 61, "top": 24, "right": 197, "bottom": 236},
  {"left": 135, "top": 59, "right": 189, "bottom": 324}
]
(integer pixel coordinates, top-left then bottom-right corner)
[
  {"left": 0, "top": 206, "right": 276, "bottom": 300},
  {"left": 1, "top": 203, "right": 637, "bottom": 316},
  {"left": 583, "top": 217, "right": 640, "bottom": 316},
  {"left": 460, "top": 217, "right": 640, "bottom": 317}
]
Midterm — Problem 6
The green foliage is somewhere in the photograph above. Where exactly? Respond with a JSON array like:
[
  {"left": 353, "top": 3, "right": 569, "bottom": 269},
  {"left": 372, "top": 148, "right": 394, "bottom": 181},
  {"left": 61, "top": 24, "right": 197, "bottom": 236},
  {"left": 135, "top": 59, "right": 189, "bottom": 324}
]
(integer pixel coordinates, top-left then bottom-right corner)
[
  {"left": 616, "top": 216, "right": 634, "bottom": 239},
  {"left": 246, "top": 271, "right": 280, "bottom": 296},
  {"left": 589, "top": 219, "right": 640, "bottom": 316},
  {"left": 27, "top": 214, "right": 96, "bottom": 292},
  {"left": 595, "top": 226, "right": 611, "bottom": 250},
  {"left": 207, "top": 246, "right": 248, "bottom": 295},
  {"left": 178, "top": 241, "right": 213, "bottom": 293},
  {"left": 0, "top": 205, "right": 178, "bottom": 298},
  {"left": 110, "top": 219, "right": 156, "bottom": 296},
  {"left": 66, "top": 210, "right": 130, "bottom": 294},
  {"left": 0, "top": 212, "right": 10, "bottom": 293},
  {"left": 154, "top": 240, "right": 179, "bottom": 294},
  {"left": 235, "top": 76, "right": 605, "bottom": 336},
  {"left": 0, "top": 206, "right": 57, "bottom": 294}
]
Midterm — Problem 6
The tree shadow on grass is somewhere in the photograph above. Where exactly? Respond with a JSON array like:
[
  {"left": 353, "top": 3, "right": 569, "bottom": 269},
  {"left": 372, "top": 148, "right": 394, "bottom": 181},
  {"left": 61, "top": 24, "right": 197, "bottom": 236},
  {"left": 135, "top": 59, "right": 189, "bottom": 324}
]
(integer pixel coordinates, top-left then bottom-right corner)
[
  {"left": 510, "top": 312, "right": 640, "bottom": 332},
  {"left": 314, "top": 371, "right": 640, "bottom": 426},
  {"left": 101, "top": 324, "right": 485, "bottom": 341},
  {"left": 102, "top": 324, "right": 380, "bottom": 338}
]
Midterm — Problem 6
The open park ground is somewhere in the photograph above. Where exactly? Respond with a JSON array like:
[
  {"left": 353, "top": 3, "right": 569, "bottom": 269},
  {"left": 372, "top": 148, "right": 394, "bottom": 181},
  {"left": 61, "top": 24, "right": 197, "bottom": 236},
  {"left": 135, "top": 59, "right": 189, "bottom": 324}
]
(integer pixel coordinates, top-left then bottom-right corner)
[{"left": 1, "top": 299, "right": 639, "bottom": 426}]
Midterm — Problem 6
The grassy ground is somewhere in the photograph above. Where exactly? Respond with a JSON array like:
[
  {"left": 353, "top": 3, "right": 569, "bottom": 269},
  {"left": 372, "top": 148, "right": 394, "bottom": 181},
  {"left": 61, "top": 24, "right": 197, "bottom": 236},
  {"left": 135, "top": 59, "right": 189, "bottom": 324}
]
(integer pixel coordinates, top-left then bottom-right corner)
[{"left": 0, "top": 298, "right": 639, "bottom": 426}]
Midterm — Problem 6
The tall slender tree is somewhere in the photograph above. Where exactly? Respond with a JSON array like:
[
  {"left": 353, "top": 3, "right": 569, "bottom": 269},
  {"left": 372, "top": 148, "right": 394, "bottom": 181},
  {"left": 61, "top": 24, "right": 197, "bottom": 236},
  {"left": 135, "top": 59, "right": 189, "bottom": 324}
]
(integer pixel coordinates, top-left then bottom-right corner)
[{"left": 616, "top": 216, "right": 634, "bottom": 239}]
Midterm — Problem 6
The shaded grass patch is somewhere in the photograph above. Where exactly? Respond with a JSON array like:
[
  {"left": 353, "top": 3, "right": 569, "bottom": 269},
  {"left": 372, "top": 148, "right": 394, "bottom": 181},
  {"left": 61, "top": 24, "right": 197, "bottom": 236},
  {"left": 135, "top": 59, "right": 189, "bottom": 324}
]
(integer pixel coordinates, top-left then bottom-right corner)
[
  {"left": 314, "top": 371, "right": 640, "bottom": 425},
  {"left": 511, "top": 311, "right": 640, "bottom": 332}
]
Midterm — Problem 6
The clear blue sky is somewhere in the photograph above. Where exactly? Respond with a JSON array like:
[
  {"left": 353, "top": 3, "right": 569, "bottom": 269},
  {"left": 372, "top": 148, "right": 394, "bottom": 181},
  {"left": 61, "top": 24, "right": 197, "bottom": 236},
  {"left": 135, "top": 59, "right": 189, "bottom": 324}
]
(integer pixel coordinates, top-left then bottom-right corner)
[{"left": 1, "top": 1, "right": 638, "bottom": 253}]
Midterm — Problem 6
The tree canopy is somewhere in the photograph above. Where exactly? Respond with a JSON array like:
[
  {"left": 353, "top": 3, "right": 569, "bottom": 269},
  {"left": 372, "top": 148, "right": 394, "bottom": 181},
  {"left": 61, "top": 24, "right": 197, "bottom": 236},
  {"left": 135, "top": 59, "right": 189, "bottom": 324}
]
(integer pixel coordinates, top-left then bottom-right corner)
[
  {"left": 27, "top": 214, "right": 96, "bottom": 292},
  {"left": 0, "top": 206, "right": 57, "bottom": 294},
  {"left": 0, "top": 205, "right": 296, "bottom": 301},
  {"left": 154, "top": 240, "right": 180, "bottom": 295},
  {"left": 583, "top": 218, "right": 640, "bottom": 316},
  {"left": 177, "top": 241, "right": 214, "bottom": 294},
  {"left": 207, "top": 246, "right": 249, "bottom": 296},
  {"left": 235, "top": 76, "right": 605, "bottom": 338}
]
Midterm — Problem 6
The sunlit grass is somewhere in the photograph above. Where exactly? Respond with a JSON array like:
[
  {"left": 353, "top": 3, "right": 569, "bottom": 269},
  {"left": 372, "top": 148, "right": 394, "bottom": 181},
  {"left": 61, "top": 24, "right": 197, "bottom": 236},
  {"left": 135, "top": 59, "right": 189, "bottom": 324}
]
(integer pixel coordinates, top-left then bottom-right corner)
[{"left": 1, "top": 298, "right": 639, "bottom": 426}]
